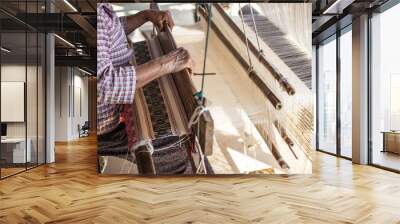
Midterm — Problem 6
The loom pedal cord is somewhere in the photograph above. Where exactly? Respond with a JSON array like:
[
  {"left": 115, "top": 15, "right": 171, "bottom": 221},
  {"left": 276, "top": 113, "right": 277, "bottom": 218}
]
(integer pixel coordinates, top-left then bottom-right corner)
[{"left": 197, "top": 3, "right": 212, "bottom": 106}]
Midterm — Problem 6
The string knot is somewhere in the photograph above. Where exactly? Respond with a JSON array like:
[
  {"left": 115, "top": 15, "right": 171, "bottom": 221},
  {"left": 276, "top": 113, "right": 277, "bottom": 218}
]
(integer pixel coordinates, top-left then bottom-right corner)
[
  {"left": 258, "top": 49, "right": 264, "bottom": 58},
  {"left": 188, "top": 105, "right": 208, "bottom": 129},
  {"left": 133, "top": 139, "right": 154, "bottom": 155},
  {"left": 278, "top": 76, "right": 287, "bottom": 84},
  {"left": 247, "top": 66, "right": 254, "bottom": 74}
]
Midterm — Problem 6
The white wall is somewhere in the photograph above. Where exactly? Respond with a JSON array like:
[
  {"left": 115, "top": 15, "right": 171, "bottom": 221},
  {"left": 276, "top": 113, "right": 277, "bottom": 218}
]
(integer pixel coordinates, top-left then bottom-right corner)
[
  {"left": 71, "top": 72, "right": 89, "bottom": 138},
  {"left": 1, "top": 63, "right": 46, "bottom": 164},
  {"left": 55, "top": 66, "right": 69, "bottom": 141},
  {"left": 54, "top": 67, "right": 89, "bottom": 141},
  {"left": 1, "top": 65, "right": 32, "bottom": 138}
]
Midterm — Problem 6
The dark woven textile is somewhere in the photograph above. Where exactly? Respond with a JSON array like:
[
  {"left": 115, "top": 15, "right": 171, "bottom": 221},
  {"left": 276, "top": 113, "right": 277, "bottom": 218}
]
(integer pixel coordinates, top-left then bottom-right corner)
[
  {"left": 97, "top": 123, "right": 190, "bottom": 173},
  {"left": 151, "top": 135, "right": 214, "bottom": 174},
  {"left": 151, "top": 135, "right": 191, "bottom": 174},
  {"left": 134, "top": 41, "right": 173, "bottom": 138},
  {"left": 97, "top": 41, "right": 214, "bottom": 175},
  {"left": 98, "top": 126, "right": 214, "bottom": 174},
  {"left": 97, "top": 123, "right": 129, "bottom": 156}
]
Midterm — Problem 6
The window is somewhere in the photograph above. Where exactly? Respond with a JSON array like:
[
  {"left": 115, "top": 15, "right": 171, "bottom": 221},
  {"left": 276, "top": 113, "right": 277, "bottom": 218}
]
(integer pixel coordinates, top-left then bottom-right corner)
[
  {"left": 317, "top": 35, "right": 337, "bottom": 154},
  {"left": 0, "top": 0, "right": 46, "bottom": 179},
  {"left": 370, "top": 2, "right": 400, "bottom": 171},
  {"left": 339, "top": 26, "right": 352, "bottom": 158}
]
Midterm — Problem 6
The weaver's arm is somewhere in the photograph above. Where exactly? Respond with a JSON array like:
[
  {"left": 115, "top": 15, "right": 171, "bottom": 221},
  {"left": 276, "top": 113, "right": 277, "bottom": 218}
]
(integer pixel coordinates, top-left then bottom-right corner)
[
  {"left": 136, "top": 47, "right": 194, "bottom": 88},
  {"left": 98, "top": 5, "right": 192, "bottom": 104},
  {"left": 121, "top": 9, "right": 174, "bottom": 35}
]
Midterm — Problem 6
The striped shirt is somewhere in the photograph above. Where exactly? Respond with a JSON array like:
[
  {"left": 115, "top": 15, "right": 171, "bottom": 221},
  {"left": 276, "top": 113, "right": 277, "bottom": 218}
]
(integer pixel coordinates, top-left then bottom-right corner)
[{"left": 97, "top": 3, "right": 136, "bottom": 135}]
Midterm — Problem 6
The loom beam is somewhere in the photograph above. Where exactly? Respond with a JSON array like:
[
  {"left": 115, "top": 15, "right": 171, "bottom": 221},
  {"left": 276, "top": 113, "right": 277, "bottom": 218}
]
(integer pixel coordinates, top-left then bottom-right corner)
[
  {"left": 151, "top": 3, "right": 214, "bottom": 156},
  {"left": 131, "top": 4, "right": 215, "bottom": 174}
]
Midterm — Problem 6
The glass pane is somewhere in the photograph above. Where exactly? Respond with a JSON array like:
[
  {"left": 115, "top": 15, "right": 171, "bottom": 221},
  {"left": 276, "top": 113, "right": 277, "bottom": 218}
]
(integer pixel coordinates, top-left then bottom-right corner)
[
  {"left": 27, "top": 31, "right": 38, "bottom": 169},
  {"left": 26, "top": 0, "right": 40, "bottom": 169},
  {"left": 1, "top": 30, "right": 27, "bottom": 177},
  {"left": 340, "top": 28, "right": 352, "bottom": 158},
  {"left": 318, "top": 36, "right": 337, "bottom": 154},
  {"left": 38, "top": 32, "right": 45, "bottom": 165},
  {"left": 1, "top": 1, "right": 46, "bottom": 178},
  {"left": 371, "top": 3, "right": 400, "bottom": 171}
]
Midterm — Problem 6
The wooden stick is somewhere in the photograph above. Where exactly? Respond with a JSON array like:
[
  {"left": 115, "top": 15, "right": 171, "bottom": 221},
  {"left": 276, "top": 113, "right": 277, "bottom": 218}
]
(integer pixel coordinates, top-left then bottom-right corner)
[
  {"left": 150, "top": 3, "right": 214, "bottom": 156},
  {"left": 198, "top": 6, "right": 283, "bottom": 110},
  {"left": 273, "top": 120, "right": 298, "bottom": 159},
  {"left": 213, "top": 4, "right": 296, "bottom": 96},
  {"left": 134, "top": 146, "right": 156, "bottom": 175}
]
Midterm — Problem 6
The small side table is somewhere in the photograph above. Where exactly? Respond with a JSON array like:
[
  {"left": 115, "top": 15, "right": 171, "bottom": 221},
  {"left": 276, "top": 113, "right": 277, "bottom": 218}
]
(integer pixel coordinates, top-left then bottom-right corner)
[
  {"left": 381, "top": 131, "right": 400, "bottom": 154},
  {"left": 1, "top": 138, "right": 32, "bottom": 164}
]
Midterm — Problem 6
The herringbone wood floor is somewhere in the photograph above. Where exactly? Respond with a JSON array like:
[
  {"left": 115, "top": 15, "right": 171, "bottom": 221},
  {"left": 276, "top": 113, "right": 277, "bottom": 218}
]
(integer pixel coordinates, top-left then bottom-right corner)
[{"left": 1, "top": 136, "right": 399, "bottom": 223}]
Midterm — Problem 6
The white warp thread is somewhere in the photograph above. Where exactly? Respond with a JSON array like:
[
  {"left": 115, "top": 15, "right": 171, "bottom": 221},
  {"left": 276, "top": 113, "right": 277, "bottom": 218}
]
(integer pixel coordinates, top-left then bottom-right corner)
[{"left": 188, "top": 105, "right": 208, "bottom": 129}]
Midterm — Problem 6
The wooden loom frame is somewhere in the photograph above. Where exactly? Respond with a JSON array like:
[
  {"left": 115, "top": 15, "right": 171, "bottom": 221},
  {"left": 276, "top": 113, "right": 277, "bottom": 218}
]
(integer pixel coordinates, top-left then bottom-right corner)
[{"left": 133, "top": 3, "right": 214, "bottom": 175}]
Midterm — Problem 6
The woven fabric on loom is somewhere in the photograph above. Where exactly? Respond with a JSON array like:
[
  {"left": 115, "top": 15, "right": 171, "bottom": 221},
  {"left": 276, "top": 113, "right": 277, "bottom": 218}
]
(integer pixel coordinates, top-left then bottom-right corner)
[
  {"left": 133, "top": 40, "right": 185, "bottom": 138},
  {"left": 135, "top": 42, "right": 169, "bottom": 137},
  {"left": 131, "top": 40, "right": 193, "bottom": 174},
  {"left": 98, "top": 123, "right": 129, "bottom": 156},
  {"left": 133, "top": 40, "right": 190, "bottom": 139}
]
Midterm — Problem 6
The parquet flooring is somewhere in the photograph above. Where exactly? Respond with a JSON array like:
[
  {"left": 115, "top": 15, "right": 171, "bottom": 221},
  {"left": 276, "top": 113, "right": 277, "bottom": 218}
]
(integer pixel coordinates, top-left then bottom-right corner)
[
  {"left": 1, "top": 135, "right": 400, "bottom": 223},
  {"left": 0, "top": 167, "right": 26, "bottom": 178}
]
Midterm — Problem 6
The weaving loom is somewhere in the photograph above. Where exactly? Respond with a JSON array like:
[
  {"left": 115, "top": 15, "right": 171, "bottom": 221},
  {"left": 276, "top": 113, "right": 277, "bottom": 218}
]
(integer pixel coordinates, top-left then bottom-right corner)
[
  {"left": 197, "top": 3, "right": 313, "bottom": 173},
  {"left": 98, "top": 5, "right": 215, "bottom": 175},
  {"left": 128, "top": 9, "right": 214, "bottom": 174}
]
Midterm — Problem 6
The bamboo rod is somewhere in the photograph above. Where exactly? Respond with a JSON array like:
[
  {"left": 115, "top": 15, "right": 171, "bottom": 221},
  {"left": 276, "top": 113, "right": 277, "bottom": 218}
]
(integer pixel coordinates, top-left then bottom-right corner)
[
  {"left": 265, "top": 133, "right": 290, "bottom": 169},
  {"left": 273, "top": 120, "right": 298, "bottom": 159},
  {"left": 214, "top": 3, "right": 296, "bottom": 96},
  {"left": 199, "top": 6, "right": 283, "bottom": 110}
]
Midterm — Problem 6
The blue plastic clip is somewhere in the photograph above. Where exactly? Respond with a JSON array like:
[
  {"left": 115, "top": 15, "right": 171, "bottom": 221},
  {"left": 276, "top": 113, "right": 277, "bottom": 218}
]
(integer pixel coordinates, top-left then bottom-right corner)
[{"left": 193, "top": 91, "right": 203, "bottom": 100}]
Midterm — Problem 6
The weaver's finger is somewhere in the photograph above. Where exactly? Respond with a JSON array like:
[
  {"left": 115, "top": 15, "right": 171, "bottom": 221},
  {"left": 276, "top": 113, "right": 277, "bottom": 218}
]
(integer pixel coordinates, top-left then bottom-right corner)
[{"left": 166, "top": 11, "right": 174, "bottom": 30}]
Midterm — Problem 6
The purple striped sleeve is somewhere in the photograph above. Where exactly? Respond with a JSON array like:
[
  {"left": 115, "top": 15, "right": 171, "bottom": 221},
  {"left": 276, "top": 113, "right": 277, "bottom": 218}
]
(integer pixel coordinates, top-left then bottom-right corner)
[{"left": 97, "top": 4, "right": 136, "bottom": 105}]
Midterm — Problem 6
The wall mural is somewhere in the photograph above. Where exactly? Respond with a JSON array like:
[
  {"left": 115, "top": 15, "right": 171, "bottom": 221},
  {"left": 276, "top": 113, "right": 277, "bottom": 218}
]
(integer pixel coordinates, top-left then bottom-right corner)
[{"left": 97, "top": 3, "right": 312, "bottom": 175}]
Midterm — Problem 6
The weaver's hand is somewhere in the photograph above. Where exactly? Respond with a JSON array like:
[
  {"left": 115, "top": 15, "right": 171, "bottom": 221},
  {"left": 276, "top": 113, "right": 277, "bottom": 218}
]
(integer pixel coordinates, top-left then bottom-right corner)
[
  {"left": 135, "top": 48, "right": 193, "bottom": 88},
  {"left": 161, "top": 47, "right": 194, "bottom": 74},
  {"left": 146, "top": 10, "right": 174, "bottom": 31}
]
